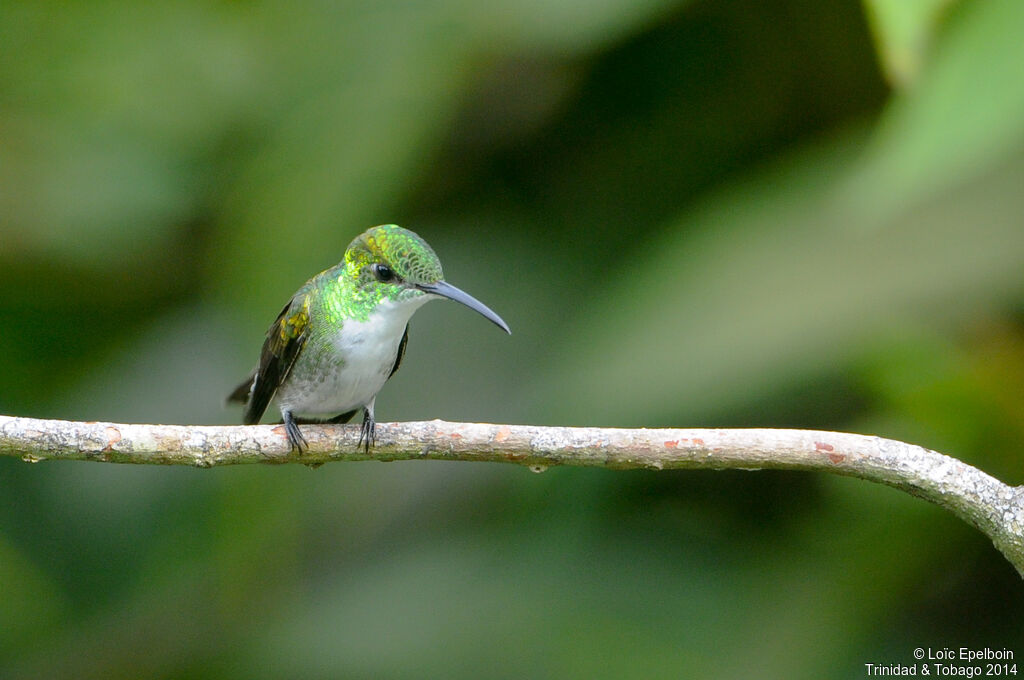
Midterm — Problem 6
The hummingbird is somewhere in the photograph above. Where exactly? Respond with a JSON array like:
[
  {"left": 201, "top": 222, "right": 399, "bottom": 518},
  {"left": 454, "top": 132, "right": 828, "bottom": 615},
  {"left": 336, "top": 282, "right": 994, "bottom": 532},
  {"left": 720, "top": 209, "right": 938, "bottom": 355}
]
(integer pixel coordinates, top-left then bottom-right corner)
[{"left": 228, "top": 224, "right": 510, "bottom": 453}]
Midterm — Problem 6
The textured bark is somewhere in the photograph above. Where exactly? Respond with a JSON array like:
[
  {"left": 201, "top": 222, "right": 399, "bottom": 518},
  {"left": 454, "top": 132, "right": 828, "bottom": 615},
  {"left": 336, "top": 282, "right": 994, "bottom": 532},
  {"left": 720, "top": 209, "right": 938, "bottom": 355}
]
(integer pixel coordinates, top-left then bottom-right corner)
[{"left": 1, "top": 414, "right": 1021, "bottom": 575}]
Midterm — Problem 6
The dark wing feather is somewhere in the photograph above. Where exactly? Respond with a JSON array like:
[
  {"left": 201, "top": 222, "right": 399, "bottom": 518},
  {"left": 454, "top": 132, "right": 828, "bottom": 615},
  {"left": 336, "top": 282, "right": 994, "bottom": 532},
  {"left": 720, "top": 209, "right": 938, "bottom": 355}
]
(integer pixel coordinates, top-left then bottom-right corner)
[
  {"left": 388, "top": 325, "right": 409, "bottom": 380},
  {"left": 226, "top": 374, "right": 255, "bottom": 404},
  {"left": 242, "top": 294, "right": 311, "bottom": 424}
]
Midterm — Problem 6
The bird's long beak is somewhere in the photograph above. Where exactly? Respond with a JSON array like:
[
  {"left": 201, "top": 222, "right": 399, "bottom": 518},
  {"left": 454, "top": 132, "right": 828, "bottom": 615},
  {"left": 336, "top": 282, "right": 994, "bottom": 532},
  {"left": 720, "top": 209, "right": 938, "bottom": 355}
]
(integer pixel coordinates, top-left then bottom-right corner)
[{"left": 416, "top": 280, "right": 511, "bottom": 334}]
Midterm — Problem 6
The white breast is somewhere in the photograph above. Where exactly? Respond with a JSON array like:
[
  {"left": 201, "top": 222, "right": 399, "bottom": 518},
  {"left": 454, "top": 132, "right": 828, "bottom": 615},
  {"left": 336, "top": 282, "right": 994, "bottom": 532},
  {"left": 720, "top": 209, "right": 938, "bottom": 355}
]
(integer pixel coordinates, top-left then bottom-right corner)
[{"left": 277, "top": 297, "right": 430, "bottom": 418}]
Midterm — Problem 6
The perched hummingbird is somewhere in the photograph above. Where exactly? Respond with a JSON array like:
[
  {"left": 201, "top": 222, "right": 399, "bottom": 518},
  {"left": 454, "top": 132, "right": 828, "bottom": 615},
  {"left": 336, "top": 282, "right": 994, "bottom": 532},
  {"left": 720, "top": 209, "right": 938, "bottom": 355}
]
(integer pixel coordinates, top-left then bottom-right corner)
[{"left": 228, "top": 224, "right": 510, "bottom": 453}]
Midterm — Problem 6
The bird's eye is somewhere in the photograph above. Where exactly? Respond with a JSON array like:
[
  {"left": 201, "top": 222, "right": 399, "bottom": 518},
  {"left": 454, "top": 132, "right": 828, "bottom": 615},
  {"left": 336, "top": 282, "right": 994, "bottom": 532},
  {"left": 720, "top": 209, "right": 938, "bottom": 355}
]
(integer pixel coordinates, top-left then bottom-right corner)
[{"left": 373, "top": 263, "right": 396, "bottom": 282}]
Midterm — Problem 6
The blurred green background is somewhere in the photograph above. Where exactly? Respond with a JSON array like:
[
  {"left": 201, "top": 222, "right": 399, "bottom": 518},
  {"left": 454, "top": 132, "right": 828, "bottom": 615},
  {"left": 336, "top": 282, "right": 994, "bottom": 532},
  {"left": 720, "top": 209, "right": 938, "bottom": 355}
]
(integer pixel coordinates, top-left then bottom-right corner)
[{"left": 2, "top": 0, "right": 1023, "bottom": 677}]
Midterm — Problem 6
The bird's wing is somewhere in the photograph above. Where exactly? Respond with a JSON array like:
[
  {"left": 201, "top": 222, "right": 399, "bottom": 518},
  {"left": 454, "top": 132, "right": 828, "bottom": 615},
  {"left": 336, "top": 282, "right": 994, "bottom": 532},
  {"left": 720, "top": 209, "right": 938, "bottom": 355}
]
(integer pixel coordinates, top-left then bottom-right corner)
[
  {"left": 242, "top": 293, "right": 312, "bottom": 424},
  {"left": 387, "top": 325, "right": 409, "bottom": 380}
]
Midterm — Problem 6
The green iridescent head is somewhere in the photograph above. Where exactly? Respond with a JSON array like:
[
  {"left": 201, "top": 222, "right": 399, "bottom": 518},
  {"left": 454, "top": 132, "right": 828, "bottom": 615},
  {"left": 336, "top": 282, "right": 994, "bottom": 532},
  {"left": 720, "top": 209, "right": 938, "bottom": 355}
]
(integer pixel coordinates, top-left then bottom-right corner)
[
  {"left": 344, "top": 224, "right": 443, "bottom": 285},
  {"left": 338, "top": 223, "right": 510, "bottom": 333}
]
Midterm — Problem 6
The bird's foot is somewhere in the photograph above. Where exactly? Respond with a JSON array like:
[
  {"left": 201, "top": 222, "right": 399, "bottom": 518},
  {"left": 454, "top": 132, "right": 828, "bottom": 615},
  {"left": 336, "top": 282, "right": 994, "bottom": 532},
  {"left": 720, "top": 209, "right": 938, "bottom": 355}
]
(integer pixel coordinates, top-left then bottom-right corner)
[
  {"left": 283, "top": 411, "right": 308, "bottom": 454},
  {"left": 358, "top": 409, "right": 376, "bottom": 454},
  {"left": 288, "top": 411, "right": 358, "bottom": 454}
]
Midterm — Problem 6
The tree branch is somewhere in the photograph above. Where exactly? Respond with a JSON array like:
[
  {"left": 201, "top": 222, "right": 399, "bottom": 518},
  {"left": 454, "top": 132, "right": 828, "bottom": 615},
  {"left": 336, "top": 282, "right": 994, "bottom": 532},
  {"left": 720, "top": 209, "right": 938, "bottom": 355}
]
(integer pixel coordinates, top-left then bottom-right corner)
[{"left": 1, "top": 414, "right": 1021, "bottom": 575}]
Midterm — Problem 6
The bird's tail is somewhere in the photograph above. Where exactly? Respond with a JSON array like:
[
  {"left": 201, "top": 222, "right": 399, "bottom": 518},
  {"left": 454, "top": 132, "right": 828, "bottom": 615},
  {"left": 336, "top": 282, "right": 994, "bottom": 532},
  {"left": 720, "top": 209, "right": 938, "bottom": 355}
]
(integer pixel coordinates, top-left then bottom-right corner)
[{"left": 225, "top": 375, "right": 255, "bottom": 405}]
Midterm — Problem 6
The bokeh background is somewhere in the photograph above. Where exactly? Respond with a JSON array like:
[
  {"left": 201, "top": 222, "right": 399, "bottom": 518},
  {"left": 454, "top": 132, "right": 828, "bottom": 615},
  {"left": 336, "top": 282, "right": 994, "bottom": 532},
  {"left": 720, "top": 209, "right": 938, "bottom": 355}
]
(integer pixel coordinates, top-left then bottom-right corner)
[{"left": 2, "top": 0, "right": 1023, "bottom": 677}]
